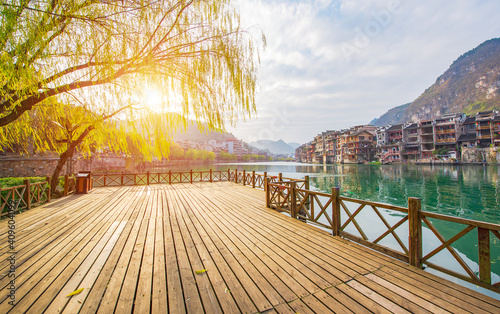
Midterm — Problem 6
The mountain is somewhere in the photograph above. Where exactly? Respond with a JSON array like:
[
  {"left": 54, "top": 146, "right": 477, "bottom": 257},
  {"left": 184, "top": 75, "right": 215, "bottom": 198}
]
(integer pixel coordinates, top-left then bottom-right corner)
[
  {"left": 288, "top": 142, "right": 301, "bottom": 149},
  {"left": 369, "top": 103, "right": 410, "bottom": 127},
  {"left": 371, "top": 38, "right": 500, "bottom": 126},
  {"left": 173, "top": 121, "right": 236, "bottom": 142},
  {"left": 249, "top": 139, "right": 296, "bottom": 154}
]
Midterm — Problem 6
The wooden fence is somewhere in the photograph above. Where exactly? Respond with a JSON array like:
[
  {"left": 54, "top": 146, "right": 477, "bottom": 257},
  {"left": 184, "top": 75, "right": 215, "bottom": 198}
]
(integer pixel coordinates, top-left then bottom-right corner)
[
  {"left": 0, "top": 175, "right": 78, "bottom": 217},
  {"left": 265, "top": 178, "right": 500, "bottom": 294},
  {"left": 0, "top": 179, "right": 51, "bottom": 217}
]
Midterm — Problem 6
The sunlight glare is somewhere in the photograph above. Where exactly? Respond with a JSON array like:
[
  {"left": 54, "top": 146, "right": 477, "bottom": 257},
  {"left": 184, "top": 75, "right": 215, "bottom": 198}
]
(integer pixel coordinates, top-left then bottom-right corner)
[{"left": 143, "top": 88, "right": 163, "bottom": 112}]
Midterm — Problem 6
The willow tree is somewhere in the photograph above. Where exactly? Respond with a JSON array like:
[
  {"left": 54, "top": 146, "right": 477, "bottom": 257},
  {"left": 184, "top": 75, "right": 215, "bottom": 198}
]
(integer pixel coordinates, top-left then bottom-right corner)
[
  {"left": 0, "top": 0, "right": 262, "bottom": 130},
  {"left": 0, "top": 102, "right": 168, "bottom": 192}
]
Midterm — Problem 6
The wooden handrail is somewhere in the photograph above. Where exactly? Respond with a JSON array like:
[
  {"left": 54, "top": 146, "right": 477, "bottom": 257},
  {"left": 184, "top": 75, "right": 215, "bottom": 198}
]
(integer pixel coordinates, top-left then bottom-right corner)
[{"left": 265, "top": 178, "right": 500, "bottom": 293}]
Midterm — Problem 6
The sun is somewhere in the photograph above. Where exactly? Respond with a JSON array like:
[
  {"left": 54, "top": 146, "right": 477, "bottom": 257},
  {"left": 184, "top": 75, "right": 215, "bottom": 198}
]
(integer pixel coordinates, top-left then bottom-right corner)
[{"left": 143, "top": 88, "right": 163, "bottom": 112}]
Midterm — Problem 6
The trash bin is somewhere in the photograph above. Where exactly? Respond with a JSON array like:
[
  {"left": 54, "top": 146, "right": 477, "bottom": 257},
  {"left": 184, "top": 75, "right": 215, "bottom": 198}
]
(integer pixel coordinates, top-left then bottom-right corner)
[{"left": 76, "top": 171, "right": 92, "bottom": 194}]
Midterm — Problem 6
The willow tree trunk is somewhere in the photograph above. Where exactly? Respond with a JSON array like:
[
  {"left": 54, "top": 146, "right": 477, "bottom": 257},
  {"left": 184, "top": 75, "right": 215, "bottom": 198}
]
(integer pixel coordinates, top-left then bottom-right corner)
[
  {"left": 50, "top": 148, "right": 74, "bottom": 194},
  {"left": 50, "top": 126, "right": 94, "bottom": 195}
]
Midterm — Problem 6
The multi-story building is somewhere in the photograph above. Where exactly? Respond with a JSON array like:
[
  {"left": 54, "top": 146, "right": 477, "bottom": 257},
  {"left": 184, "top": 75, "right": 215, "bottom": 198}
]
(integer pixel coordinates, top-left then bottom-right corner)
[
  {"left": 476, "top": 111, "right": 498, "bottom": 147},
  {"left": 418, "top": 120, "right": 435, "bottom": 159},
  {"left": 493, "top": 115, "right": 500, "bottom": 147},
  {"left": 313, "top": 133, "right": 325, "bottom": 163},
  {"left": 379, "top": 124, "right": 403, "bottom": 163},
  {"left": 376, "top": 126, "right": 389, "bottom": 147},
  {"left": 401, "top": 123, "right": 420, "bottom": 162},
  {"left": 323, "top": 130, "right": 338, "bottom": 164},
  {"left": 344, "top": 129, "right": 376, "bottom": 163},
  {"left": 335, "top": 130, "right": 349, "bottom": 163},
  {"left": 433, "top": 113, "right": 463, "bottom": 158},
  {"left": 458, "top": 116, "right": 477, "bottom": 148},
  {"left": 307, "top": 141, "right": 315, "bottom": 163}
]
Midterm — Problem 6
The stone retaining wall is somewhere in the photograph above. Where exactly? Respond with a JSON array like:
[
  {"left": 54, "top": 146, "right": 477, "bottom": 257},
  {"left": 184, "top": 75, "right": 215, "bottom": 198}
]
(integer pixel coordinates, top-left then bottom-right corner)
[
  {"left": 461, "top": 147, "right": 500, "bottom": 164},
  {"left": 0, "top": 157, "right": 66, "bottom": 178}
]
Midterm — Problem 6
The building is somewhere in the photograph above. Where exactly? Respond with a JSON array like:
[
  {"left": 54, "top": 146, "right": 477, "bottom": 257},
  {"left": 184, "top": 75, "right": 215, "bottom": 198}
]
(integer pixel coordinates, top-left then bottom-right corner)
[
  {"left": 433, "top": 113, "right": 463, "bottom": 159},
  {"left": 476, "top": 111, "right": 498, "bottom": 147},
  {"left": 401, "top": 123, "right": 420, "bottom": 162},
  {"left": 418, "top": 120, "right": 435, "bottom": 160},
  {"left": 458, "top": 116, "right": 477, "bottom": 148},
  {"left": 379, "top": 124, "right": 403, "bottom": 163}
]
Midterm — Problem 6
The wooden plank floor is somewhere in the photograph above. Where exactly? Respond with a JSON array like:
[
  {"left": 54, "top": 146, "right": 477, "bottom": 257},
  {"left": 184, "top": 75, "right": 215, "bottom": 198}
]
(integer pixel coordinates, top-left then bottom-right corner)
[{"left": 1, "top": 182, "right": 499, "bottom": 313}]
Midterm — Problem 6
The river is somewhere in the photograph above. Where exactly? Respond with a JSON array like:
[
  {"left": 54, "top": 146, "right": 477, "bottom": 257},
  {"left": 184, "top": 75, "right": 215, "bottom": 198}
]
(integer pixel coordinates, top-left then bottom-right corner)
[{"left": 153, "top": 161, "right": 500, "bottom": 298}]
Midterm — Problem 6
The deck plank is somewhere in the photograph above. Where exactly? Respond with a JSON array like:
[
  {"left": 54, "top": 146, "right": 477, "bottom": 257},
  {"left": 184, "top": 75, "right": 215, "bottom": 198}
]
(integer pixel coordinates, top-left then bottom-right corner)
[
  {"left": 0, "top": 182, "right": 498, "bottom": 313},
  {"left": 176, "top": 185, "right": 288, "bottom": 309}
]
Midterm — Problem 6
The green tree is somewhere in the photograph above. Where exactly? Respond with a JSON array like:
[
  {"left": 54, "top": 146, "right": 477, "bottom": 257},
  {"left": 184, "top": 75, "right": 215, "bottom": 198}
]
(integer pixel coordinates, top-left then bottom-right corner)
[
  {"left": 219, "top": 151, "right": 230, "bottom": 161},
  {"left": 242, "top": 154, "right": 250, "bottom": 161},
  {"left": 169, "top": 143, "right": 185, "bottom": 159},
  {"left": 1, "top": 102, "right": 195, "bottom": 193},
  {"left": 0, "top": 0, "right": 262, "bottom": 132},
  {"left": 185, "top": 148, "right": 197, "bottom": 160},
  {"left": 433, "top": 148, "right": 449, "bottom": 157},
  {"left": 207, "top": 151, "right": 216, "bottom": 161}
]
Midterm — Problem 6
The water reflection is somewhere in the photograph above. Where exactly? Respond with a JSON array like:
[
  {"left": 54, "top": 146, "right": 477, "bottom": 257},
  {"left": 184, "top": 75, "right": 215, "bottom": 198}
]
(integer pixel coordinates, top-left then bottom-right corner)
[{"left": 300, "top": 164, "right": 499, "bottom": 224}]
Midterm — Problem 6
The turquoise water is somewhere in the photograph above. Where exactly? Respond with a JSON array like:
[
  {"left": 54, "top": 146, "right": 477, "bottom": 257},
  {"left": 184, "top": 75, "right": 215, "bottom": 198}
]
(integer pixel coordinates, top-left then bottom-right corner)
[{"left": 154, "top": 162, "right": 500, "bottom": 297}]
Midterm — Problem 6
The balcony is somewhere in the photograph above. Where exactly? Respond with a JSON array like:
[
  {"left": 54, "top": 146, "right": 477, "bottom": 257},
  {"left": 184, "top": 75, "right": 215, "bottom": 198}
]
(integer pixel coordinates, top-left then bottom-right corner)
[
  {"left": 420, "top": 131, "right": 434, "bottom": 135},
  {"left": 477, "top": 135, "right": 492, "bottom": 140},
  {"left": 477, "top": 125, "right": 491, "bottom": 130},
  {"left": 403, "top": 150, "right": 420, "bottom": 154},
  {"left": 436, "top": 138, "right": 456, "bottom": 143},
  {"left": 435, "top": 129, "right": 455, "bottom": 134}
]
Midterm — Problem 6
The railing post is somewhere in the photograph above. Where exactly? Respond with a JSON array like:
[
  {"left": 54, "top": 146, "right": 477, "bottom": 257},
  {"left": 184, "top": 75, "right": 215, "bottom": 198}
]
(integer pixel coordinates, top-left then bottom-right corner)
[
  {"left": 24, "top": 179, "right": 31, "bottom": 210},
  {"left": 235, "top": 169, "right": 238, "bottom": 184},
  {"left": 331, "top": 187, "right": 340, "bottom": 236},
  {"left": 46, "top": 177, "right": 51, "bottom": 202},
  {"left": 121, "top": 171, "right": 124, "bottom": 186},
  {"left": 190, "top": 170, "right": 193, "bottom": 184},
  {"left": 252, "top": 171, "right": 256, "bottom": 188},
  {"left": 210, "top": 169, "right": 213, "bottom": 182},
  {"left": 64, "top": 175, "right": 69, "bottom": 196},
  {"left": 478, "top": 227, "right": 491, "bottom": 284},
  {"left": 278, "top": 173, "right": 283, "bottom": 182},
  {"left": 291, "top": 181, "right": 297, "bottom": 218},
  {"left": 265, "top": 177, "right": 271, "bottom": 208},
  {"left": 227, "top": 168, "right": 230, "bottom": 182},
  {"left": 147, "top": 171, "right": 150, "bottom": 185},
  {"left": 242, "top": 170, "right": 246, "bottom": 186},
  {"left": 169, "top": 171, "right": 172, "bottom": 184},
  {"left": 304, "top": 175, "right": 310, "bottom": 190},
  {"left": 408, "top": 197, "right": 422, "bottom": 268}
]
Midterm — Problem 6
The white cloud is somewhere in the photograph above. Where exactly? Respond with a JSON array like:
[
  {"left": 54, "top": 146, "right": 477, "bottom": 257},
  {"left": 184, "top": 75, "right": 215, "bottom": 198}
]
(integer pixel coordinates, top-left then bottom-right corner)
[{"left": 231, "top": 0, "right": 500, "bottom": 144}]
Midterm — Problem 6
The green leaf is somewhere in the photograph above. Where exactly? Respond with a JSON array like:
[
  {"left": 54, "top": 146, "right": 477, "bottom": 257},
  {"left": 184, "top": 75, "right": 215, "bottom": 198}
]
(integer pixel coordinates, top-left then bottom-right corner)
[{"left": 195, "top": 269, "right": 207, "bottom": 274}]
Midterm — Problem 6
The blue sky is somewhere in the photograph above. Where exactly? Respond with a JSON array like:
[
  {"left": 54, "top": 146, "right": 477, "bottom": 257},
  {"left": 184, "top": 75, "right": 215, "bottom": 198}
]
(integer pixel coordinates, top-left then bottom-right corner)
[{"left": 230, "top": 0, "right": 500, "bottom": 144}]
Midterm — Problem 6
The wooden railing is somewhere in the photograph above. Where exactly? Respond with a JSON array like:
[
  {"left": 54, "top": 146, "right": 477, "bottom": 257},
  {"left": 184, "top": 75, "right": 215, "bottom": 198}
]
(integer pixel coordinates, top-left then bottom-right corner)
[
  {"left": 92, "top": 169, "right": 233, "bottom": 187},
  {"left": 63, "top": 175, "right": 76, "bottom": 196},
  {"left": 265, "top": 179, "right": 500, "bottom": 294},
  {"left": 0, "top": 179, "right": 51, "bottom": 217},
  {"left": 91, "top": 169, "right": 307, "bottom": 191}
]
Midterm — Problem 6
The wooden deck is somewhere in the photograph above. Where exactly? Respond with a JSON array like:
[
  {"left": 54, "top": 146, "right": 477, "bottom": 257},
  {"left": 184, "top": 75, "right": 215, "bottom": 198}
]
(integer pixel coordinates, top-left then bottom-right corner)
[{"left": 1, "top": 182, "right": 499, "bottom": 313}]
